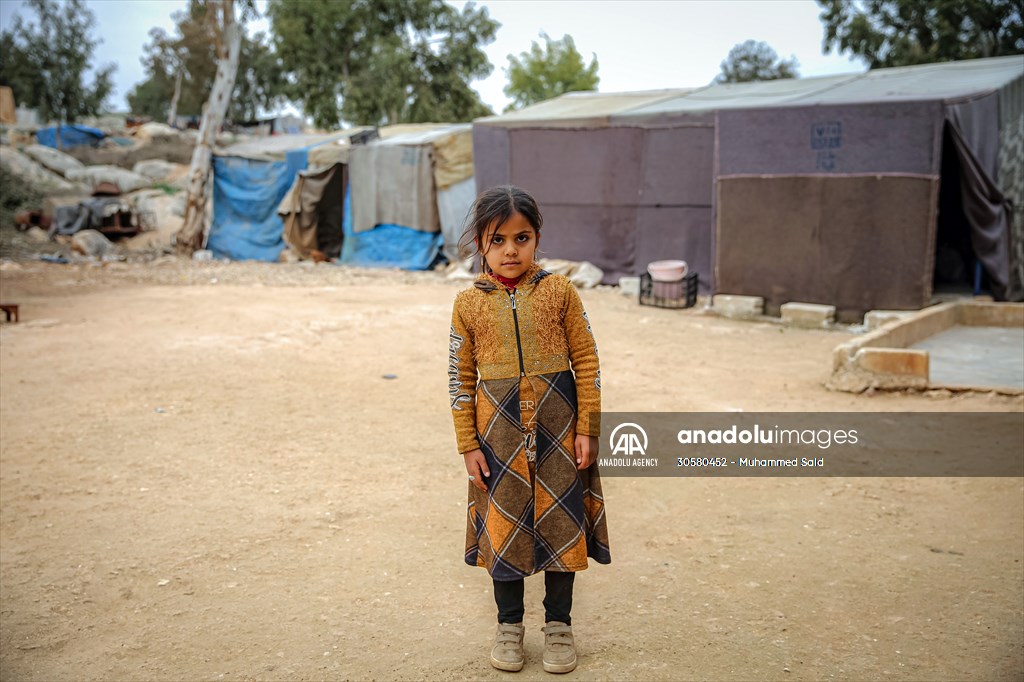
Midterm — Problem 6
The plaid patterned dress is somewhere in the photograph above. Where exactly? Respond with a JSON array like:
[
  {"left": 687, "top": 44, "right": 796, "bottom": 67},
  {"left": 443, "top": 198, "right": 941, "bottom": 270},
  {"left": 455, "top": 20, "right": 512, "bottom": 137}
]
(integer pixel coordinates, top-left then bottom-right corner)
[{"left": 449, "top": 264, "right": 611, "bottom": 580}]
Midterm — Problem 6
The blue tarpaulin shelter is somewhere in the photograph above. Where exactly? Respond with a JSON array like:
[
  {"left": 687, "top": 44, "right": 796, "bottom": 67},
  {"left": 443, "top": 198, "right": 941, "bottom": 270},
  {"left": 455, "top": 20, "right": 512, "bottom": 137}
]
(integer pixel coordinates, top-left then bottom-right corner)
[
  {"left": 36, "top": 124, "right": 104, "bottom": 149},
  {"left": 207, "top": 132, "right": 355, "bottom": 261}
]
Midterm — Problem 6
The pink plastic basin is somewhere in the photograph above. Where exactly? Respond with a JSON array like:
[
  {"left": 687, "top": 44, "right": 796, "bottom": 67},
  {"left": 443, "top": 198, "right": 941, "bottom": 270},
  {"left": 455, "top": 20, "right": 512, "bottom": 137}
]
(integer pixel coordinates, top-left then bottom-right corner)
[{"left": 647, "top": 260, "right": 688, "bottom": 282}]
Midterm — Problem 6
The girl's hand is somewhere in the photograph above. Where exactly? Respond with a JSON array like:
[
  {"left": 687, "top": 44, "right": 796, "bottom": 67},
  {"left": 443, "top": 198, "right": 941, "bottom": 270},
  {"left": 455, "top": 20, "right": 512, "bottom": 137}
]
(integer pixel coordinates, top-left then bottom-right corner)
[
  {"left": 463, "top": 449, "right": 490, "bottom": 492},
  {"left": 575, "top": 434, "right": 599, "bottom": 470}
]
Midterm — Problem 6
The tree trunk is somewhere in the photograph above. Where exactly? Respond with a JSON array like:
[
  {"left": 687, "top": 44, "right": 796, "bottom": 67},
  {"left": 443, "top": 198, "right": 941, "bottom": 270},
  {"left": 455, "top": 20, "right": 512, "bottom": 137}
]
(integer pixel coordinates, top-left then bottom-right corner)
[
  {"left": 176, "top": 0, "right": 241, "bottom": 255},
  {"left": 167, "top": 71, "right": 183, "bottom": 127}
]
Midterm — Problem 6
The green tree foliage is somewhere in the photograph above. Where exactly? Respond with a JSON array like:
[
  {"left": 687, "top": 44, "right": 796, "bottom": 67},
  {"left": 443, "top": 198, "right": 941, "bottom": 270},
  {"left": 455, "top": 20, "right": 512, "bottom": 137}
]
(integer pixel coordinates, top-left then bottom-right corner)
[
  {"left": 715, "top": 40, "right": 799, "bottom": 83},
  {"left": 0, "top": 163, "right": 44, "bottom": 230},
  {"left": 267, "top": 0, "right": 497, "bottom": 128},
  {"left": 127, "top": 1, "right": 286, "bottom": 122},
  {"left": 0, "top": 0, "right": 114, "bottom": 122},
  {"left": 817, "top": 0, "right": 1024, "bottom": 68},
  {"left": 503, "top": 32, "right": 599, "bottom": 111}
]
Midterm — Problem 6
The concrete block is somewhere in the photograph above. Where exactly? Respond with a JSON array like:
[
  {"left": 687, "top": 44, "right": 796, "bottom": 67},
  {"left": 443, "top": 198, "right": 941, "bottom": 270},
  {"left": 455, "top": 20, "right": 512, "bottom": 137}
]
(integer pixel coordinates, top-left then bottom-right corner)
[
  {"left": 618, "top": 276, "right": 640, "bottom": 297},
  {"left": 855, "top": 347, "right": 929, "bottom": 379},
  {"left": 712, "top": 294, "right": 764, "bottom": 318},
  {"left": 864, "top": 309, "right": 915, "bottom": 330},
  {"left": 781, "top": 302, "right": 835, "bottom": 328}
]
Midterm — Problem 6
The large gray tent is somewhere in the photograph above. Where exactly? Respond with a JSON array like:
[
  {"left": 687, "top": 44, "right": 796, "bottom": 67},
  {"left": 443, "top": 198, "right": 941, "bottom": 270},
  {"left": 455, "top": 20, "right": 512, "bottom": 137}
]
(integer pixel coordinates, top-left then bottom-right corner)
[{"left": 473, "top": 55, "right": 1024, "bottom": 319}]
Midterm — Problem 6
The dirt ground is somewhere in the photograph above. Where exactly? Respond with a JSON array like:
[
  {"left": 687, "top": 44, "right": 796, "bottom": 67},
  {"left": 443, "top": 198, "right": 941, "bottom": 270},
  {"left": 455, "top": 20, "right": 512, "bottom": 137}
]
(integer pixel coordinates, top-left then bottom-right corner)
[{"left": 0, "top": 258, "right": 1021, "bottom": 682}]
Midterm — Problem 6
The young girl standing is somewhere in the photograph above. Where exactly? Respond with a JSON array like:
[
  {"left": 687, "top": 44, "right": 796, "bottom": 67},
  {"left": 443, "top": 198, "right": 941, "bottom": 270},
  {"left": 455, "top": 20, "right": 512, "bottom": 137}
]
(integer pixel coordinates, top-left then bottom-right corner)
[{"left": 448, "top": 185, "right": 611, "bottom": 674}]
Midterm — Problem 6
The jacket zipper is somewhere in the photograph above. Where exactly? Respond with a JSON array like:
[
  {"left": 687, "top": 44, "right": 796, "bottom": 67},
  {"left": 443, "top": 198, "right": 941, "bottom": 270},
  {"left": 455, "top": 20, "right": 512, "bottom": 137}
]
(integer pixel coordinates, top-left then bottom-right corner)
[{"left": 508, "top": 290, "right": 526, "bottom": 376}]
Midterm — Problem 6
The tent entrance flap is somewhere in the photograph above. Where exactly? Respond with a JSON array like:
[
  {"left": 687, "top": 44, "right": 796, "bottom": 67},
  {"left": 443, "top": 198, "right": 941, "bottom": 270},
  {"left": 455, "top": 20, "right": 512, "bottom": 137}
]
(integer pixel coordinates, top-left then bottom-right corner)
[
  {"left": 943, "top": 99, "right": 1013, "bottom": 301},
  {"left": 280, "top": 164, "right": 347, "bottom": 259},
  {"left": 935, "top": 125, "right": 989, "bottom": 296}
]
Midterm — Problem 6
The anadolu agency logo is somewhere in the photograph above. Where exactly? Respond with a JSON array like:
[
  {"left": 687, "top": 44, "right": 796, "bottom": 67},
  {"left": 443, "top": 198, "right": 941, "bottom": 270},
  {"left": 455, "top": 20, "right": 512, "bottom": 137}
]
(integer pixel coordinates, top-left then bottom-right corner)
[
  {"left": 610, "top": 422, "right": 647, "bottom": 455},
  {"left": 600, "top": 422, "right": 658, "bottom": 469}
]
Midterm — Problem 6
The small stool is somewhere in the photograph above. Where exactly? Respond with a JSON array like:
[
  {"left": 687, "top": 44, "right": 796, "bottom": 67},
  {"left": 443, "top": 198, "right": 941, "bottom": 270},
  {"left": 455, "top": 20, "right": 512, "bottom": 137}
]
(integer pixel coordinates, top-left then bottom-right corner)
[{"left": 0, "top": 304, "right": 19, "bottom": 323}]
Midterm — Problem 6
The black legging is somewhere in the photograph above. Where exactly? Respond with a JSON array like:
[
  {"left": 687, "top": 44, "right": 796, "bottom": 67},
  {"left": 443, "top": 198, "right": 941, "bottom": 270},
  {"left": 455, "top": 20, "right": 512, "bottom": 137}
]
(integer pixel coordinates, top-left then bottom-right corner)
[{"left": 493, "top": 571, "right": 575, "bottom": 625}]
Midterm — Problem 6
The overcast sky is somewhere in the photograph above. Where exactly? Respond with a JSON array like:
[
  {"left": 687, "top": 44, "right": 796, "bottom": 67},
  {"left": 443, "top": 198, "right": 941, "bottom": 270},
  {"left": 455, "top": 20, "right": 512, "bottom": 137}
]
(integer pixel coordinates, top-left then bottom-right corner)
[{"left": 0, "top": 0, "right": 866, "bottom": 116}]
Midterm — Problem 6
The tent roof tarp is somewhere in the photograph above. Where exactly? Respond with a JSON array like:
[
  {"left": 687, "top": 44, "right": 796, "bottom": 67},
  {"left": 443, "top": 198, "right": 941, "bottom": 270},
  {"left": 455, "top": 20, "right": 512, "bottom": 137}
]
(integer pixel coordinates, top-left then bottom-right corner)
[
  {"left": 475, "top": 90, "right": 692, "bottom": 128},
  {"left": 477, "top": 55, "right": 1024, "bottom": 126},
  {"left": 216, "top": 129, "right": 370, "bottom": 164},
  {"left": 805, "top": 55, "right": 1024, "bottom": 105}
]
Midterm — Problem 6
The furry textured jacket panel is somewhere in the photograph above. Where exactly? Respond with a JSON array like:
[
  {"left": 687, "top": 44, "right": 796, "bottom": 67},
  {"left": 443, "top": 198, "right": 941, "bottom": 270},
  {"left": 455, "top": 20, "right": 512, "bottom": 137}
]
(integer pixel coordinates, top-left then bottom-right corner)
[{"left": 449, "top": 262, "right": 602, "bottom": 455}]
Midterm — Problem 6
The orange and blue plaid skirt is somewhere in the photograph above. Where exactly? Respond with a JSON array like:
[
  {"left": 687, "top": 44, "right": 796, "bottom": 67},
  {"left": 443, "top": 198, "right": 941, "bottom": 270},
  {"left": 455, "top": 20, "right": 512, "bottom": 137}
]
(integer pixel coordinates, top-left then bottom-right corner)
[{"left": 465, "top": 371, "right": 611, "bottom": 581}]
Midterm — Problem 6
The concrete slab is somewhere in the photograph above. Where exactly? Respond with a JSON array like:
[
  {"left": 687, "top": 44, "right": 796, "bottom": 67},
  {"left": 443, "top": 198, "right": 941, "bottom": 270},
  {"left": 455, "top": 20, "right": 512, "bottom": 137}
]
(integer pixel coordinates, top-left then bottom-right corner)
[
  {"left": 712, "top": 294, "right": 764, "bottom": 318},
  {"left": 781, "top": 302, "right": 835, "bottom": 328},
  {"left": 829, "top": 301, "right": 1024, "bottom": 393},
  {"left": 912, "top": 325, "right": 1024, "bottom": 391}
]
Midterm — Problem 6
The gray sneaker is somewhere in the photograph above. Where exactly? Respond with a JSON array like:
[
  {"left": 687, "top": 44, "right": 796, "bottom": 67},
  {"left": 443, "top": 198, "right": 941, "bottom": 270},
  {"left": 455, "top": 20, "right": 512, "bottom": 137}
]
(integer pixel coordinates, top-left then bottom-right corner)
[
  {"left": 490, "top": 622, "right": 525, "bottom": 672},
  {"left": 542, "top": 621, "right": 577, "bottom": 673}
]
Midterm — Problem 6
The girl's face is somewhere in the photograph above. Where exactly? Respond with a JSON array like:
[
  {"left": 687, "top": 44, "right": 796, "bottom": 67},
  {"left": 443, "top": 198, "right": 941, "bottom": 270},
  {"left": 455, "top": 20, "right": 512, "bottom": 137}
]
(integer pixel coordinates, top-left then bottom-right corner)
[{"left": 477, "top": 211, "right": 539, "bottom": 280}]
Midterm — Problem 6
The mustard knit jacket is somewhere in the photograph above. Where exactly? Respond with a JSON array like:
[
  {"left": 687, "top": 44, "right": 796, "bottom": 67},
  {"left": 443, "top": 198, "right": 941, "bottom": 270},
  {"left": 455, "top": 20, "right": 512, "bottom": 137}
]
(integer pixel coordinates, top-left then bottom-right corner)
[{"left": 449, "top": 262, "right": 602, "bottom": 454}]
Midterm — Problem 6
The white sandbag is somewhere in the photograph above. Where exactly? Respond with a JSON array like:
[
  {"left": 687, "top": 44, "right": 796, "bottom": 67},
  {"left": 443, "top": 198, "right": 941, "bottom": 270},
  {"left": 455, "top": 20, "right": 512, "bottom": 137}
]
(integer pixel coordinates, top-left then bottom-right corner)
[
  {"left": 22, "top": 144, "right": 84, "bottom": 176},
  {"left": 66, "top": 165, "right": 151, "bottom": 193},
  {"left": 71, "top": 229, "right": 114, "bottom": 257},
  {"left": 132, "top": 159, "right": 183, "bottom": 182},
  {"left": 132, "top": 122, "right": 178, "bottom": 141},
  {"left": 568, "top": 261, "right": 604, "bottom": 289},
  {"left": 538, "top": 258, "right": 604, "bottom": 289},
  {"left": 0, "top": 147, "right": 81, "bottom": 194}
]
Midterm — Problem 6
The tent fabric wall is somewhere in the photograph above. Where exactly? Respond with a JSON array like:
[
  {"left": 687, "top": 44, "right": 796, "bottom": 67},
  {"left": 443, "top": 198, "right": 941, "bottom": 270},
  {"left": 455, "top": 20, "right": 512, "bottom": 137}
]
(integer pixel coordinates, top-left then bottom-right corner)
[
  {"left": 715, "top": 101, "right": 942, "bottom": 176},
  {"left": 349, "top": 143, "right": 438, "bottom": 234},
  {"left": 712, "top": 101, "right": 947, "bottom": 311},
  {"left": 340, "top": 186, "right": 442, "bottom": 269},
  {"left": 475, "top": 124, "right": 715, "bottom": 287},
  {"left": 207, "top": 148, "right": 307, "bottom": 261},
  {"left": 716, "top": 174, "right": 938, "bottom": 319},
  {"left": 473, "top": 125, "right": 511, "bottom": 192},
  {"left": 437, "top": 177, "right": 475, "bottom": 264}
]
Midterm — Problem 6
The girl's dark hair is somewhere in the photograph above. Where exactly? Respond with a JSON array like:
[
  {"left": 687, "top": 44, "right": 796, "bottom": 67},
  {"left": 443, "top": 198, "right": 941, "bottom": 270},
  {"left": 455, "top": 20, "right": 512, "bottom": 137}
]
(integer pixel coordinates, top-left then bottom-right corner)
[{"left": 458, "top": 185, "right": 543, "bottom": 273}]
